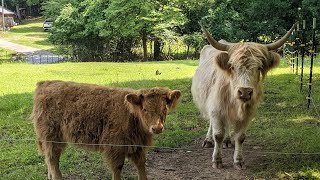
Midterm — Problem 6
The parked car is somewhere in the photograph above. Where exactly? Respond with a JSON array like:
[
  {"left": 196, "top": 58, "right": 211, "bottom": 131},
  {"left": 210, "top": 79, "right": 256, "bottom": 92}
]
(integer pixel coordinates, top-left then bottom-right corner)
[{"left": 43, "top": 19, "right": 53, "bottom": 31}]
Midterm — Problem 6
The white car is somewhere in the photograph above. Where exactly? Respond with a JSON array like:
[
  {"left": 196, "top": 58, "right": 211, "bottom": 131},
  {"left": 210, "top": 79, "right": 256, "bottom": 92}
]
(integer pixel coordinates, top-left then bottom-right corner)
[{"left": 43, "top": 19, "right": 53, "bottom": 31}]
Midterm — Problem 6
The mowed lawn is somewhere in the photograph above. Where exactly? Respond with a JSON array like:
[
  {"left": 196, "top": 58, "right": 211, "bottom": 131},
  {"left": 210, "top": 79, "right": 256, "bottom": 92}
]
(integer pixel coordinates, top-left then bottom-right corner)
[
  {"left": 0, "top": 59, "right": 319, "bottom": 179},
  {"left": 0, "top": 18, "right": 57, "bottom": 53}
]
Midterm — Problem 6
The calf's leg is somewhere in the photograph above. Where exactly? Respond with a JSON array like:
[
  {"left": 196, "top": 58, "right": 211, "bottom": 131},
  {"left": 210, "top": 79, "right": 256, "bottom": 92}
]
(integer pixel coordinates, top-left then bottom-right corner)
[
  {"left": 43, "top": 142, "right": 65, "bottom": 180},
  {"left": 129, "top": 152, "right": 148, "bottom": 180},
  {"left": 233, "top": 131, "right": 246, "bottom": 169},
  {"left": 104, "top": 152, "right": 125, "bottom": 180}
]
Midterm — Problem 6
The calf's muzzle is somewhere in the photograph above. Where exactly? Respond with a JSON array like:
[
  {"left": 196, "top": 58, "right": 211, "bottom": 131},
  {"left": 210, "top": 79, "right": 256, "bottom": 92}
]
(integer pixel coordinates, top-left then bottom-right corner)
[
  {"left": 238, "top": 87, "right": 253, "bottom": 102},
  {"left": 151, "top": 121, "right": 164, "bottom": 134}
]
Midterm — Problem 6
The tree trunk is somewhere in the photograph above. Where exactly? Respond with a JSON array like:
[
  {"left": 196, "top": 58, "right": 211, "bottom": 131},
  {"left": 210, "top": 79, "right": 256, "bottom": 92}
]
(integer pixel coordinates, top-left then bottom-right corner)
[
  {"left": 15, "top": 5, "right": 22, "bottom": 24},
  {"left": 186, "top": 45, "right": 190, "bottom": 58},
  {"left": 142, "top": 29, "right": 147, "bottom": 61},
  {"left": 167, "top": 45, "right": 171, "bottom": 60},
  {"left": 154, "top": 38, "right": 161, "bottom": 61},
  {"left": 149, "top": 40, "right": 153, "bottom": 59}
]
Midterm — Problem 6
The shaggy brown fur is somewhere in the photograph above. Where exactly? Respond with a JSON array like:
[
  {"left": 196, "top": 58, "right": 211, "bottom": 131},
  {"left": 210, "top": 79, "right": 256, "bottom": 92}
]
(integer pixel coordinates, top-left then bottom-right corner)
[{"left": 32, "top": 80, "right": 181, "bottom": 180}]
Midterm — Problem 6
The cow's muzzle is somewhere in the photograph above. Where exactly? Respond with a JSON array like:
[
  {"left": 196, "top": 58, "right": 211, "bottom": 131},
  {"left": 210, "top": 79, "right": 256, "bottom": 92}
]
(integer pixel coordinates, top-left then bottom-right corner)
[
  {"left": 238, "top": 87, "right": 253, "bottom": 102},
  {"left": 151, "top": 122, "right": 164, "bottom": 134}
]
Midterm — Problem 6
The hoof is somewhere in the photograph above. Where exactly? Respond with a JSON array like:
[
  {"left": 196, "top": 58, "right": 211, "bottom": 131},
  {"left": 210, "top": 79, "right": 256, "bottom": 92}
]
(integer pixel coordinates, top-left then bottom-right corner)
[
  {"left": 202, "top": 140, "right": 214, "bottom": 148},
  {"left": 212, "top": 161, "right": 223, "bottom": 169},
  {"left": 223, "top": 138, "right": 231, "bottom": 148},
  {"left": 234, "top": 162, "right": 246, "bottom": 170}
]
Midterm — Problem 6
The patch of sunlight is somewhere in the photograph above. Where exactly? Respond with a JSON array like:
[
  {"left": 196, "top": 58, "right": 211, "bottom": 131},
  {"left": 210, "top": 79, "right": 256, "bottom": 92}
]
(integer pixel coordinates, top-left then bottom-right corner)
[
  {"left": 276, "top": 102, "right": 287, "bottom": 108},
  {"left": 279, "top": 170, "right": 320, "bottom": 179},
  {"left": 298, "top": 170, "right": 320, "bottom": 179},
  {"left": 287, "top": 116, "right": 316, "bottom": 123},
  {"left": 268, "top": 67, "right": 292, "bottom": 76}
]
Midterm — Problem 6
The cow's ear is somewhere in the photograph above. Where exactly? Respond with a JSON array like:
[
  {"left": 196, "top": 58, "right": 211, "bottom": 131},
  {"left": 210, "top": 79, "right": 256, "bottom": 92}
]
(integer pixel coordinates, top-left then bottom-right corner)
[
  {"left": 265, "top": 51, "right": 280, "bottom": 71},
  {"left": 166, "top": 90, "right": 181, "bottom": 110},
  {"left": 216, "top": 52, "right": 230, "bottom": 71},
  {"left": 125, "top": 94, "right": 143, "bottom": 105}
]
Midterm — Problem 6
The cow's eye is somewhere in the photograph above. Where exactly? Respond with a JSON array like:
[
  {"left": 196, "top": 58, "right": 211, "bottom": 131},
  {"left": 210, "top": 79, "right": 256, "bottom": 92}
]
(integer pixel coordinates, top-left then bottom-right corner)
[
  {"left": 143, "top": 108, "right": 147, "bottom": 112},
  {"left": 258, "top": 67, "right": 262, "bottom": 71},
  {"left": 231, "top": 66, "right": 235, "bottom": 71}
]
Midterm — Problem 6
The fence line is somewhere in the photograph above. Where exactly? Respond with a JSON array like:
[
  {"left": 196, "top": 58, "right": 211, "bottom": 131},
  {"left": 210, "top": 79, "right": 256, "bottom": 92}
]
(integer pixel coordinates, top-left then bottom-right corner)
[{"left": 2, "top": 138, "right": 320, "bottom": 155}]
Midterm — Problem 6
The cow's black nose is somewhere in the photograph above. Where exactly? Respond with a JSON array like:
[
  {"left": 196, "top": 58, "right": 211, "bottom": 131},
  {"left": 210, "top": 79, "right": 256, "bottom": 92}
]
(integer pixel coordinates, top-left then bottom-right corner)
[{"left": 238, "top": 88, "right": 253, "bottom": 101}]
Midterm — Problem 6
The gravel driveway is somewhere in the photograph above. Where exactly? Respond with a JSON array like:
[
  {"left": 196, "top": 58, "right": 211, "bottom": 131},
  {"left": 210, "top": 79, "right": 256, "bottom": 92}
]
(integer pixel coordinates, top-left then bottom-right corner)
[{"left": 0, "top": 38, "right": 62, "bottom": 64}]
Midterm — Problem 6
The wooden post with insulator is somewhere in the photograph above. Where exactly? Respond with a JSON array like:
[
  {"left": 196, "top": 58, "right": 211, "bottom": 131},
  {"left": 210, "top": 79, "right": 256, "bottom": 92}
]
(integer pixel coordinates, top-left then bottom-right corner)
[
  {"left": 300, "top": 20, "right": 306, "bottom": 92},
  {"left": 307, "top": 18, "right": 316, "bottom": 108}
]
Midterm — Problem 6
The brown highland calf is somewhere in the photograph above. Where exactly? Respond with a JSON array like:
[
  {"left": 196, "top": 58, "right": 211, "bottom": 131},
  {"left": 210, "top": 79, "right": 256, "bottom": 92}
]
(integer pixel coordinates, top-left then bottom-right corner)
[{"left": 32, "top": 80, "right": 181, "bottom": 180}]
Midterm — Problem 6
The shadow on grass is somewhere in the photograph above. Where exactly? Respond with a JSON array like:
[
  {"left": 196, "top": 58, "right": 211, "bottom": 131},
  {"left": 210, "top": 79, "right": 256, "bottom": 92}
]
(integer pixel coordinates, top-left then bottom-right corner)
[{"left": 10, "top": 26, "right": 44, "bottom": 34}]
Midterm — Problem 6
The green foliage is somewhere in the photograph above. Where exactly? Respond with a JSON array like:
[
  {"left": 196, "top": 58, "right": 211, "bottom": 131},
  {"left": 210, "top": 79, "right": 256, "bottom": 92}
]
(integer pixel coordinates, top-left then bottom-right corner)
[
  {"left": 41, "top": 0, "right": 73, "bottom": 20},
  {"left": 201, "top": 0, "right": 300, "bottom": 42},
  {"left": 183, "top": 32, "right": 205, "bottom": 52},
  {"left": 42, "top": 0, "right": 186, "bottom": 61},
  {"left": 7, "top": 0, "right": 320, "bottom": 60},
  {"left": 0, "top": 48, "right": 15, "bottom": 63}
]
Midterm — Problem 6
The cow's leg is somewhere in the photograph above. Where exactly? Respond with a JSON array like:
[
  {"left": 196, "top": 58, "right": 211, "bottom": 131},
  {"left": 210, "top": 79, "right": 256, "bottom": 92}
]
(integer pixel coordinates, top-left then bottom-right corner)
[
  {"left": 202, "top": 120, "right": 214, "bottom": 148},
  {"left": 203, "top": 121, "right": 232, "bottom": 148},
  {"left": 129, "top": 152, "right": 148, "bottom": 180},
  {"left": 211, "top": 118, "right": 225, "bottom": 169},
  {"left": 104, "top": 152, "right": 125, "bottom": 180},
  {"left": 233, "top": 131, "right": 246, "bottom": 170},
  {"left": 43, "top": 142, "right": 65, "bottom": 180}
]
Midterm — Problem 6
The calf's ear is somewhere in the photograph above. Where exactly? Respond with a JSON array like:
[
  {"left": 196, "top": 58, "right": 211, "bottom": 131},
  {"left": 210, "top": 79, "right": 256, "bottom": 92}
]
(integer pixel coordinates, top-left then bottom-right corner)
[
  {"left": 216, "top": 52, "right": 231, "bottom": 72},
  {"left": 166, "top": 90, "right": 181, "bottom": 110},
  {"left": 125, "top": 94, "right": 142, "bottom": 105}
]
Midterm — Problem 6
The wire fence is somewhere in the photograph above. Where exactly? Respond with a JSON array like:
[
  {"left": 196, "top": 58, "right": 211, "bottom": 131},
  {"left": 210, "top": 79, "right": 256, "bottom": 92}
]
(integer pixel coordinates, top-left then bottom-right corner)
[{"left": 1, "top": 138, "right": 320, "bottom": 155}]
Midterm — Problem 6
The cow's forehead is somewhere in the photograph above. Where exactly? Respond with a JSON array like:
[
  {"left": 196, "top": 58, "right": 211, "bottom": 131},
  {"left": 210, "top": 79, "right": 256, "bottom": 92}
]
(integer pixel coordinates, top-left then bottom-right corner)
[{"left": 229, "top": 43, "right": 267, "bottom": 68}]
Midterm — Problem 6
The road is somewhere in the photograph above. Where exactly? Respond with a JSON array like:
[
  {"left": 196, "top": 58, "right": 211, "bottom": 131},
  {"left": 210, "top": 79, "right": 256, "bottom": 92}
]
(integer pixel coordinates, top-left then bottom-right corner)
[{"left": 0, "top": 38, "right": 62, "bottom": 64}]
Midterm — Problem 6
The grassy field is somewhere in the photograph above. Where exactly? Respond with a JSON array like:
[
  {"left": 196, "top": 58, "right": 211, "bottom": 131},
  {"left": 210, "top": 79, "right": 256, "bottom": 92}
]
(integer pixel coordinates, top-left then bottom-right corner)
[
  {"left": 0, "top": 18, "right": 58, "bottom": 53},
  {"left": 0, "top": 48, "right": 15, "bottom": 63},
  {"left": 0, "top": 57, "right": 319, "bottom": 179}
]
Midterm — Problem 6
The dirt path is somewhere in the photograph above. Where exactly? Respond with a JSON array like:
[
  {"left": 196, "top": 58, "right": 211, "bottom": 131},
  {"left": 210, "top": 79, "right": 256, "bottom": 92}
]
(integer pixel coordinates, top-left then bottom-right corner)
[
  {"left": 140, "top": 137, "right": 265, "bottom": 180},
  {"left": 0, "top": 38, "right": 61, "bottom": 64}
]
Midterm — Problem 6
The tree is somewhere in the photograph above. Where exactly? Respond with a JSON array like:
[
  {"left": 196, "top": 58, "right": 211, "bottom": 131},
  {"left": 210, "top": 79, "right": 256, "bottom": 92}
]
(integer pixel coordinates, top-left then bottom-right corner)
[
  {"left": 44, "top": 0, "right": 186, "bottom": 61},
  {"left": 183, "top": 32, "right": 205, "bottom": 58},
  {"left": 101, "top": 0, "right": 186, "bottom": 60},
  {"left": 201, "top": 0, "right": 300, "bottom": 43}
]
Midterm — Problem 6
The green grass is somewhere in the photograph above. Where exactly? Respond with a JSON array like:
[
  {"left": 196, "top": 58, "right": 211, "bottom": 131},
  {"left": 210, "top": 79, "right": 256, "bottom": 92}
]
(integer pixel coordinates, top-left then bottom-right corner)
[
  {"left": 0, "top": 18, "right": 58, "bottom": 53},
  {"left": 0, "top": 58, "right": 319, "bottom": 179},
  {"left": 0, "top": 48, "right": 15, "bottom": 63}
]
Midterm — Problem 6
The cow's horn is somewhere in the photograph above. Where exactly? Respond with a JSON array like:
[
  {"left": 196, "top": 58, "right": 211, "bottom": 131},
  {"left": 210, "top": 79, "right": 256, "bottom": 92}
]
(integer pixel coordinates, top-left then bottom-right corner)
[
  {"left": 200, "top": 23, "right": 230, "bottom": 51},
  {"left": 265, "top": 22, "right": 298, "bottom": 50}
]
